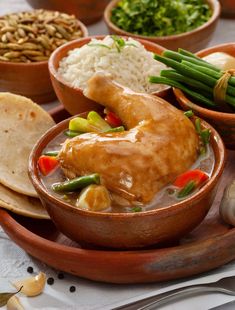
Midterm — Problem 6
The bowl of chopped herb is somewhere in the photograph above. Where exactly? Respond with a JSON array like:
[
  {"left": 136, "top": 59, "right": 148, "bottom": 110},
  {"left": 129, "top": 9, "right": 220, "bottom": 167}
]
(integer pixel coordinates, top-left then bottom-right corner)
[{"left": 104, "top": 0, "right": 221, "bottom": 52}]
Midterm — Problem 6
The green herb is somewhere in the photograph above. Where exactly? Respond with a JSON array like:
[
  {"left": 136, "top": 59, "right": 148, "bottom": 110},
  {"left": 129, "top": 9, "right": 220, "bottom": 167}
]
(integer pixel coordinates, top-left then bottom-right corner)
[
  {"left": 195, "top": 118, "right": 202, "bottom": 134},
  {"left": 132, "top": 206, "right": 142, "bottom": 212},
  {"left": 184, "top": 110, "right": 194, "bottom": 118},
  {"left": 200, "top": 128, "right": 211, "bottom": 145},
  {"left": 111, "top": 0, "right": 212, "bottom": 37},
  {"left": 0, "top": 287, "right": 23, "bottom": 307},
  {"left": 177, "top": 180, "right": 195, "bottom": 198},
  {"left": 111, "top": 35, "right": 126, "bottom": 52}
]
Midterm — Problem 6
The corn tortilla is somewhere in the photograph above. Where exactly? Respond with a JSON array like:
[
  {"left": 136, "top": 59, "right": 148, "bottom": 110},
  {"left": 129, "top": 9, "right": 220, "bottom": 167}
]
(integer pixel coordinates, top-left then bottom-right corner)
[
  {"left": 0, "top": 183, "right": 49, "bottom": 219},
  {"left": 0, "top": 93, "right": 55, "bottom": 197}
]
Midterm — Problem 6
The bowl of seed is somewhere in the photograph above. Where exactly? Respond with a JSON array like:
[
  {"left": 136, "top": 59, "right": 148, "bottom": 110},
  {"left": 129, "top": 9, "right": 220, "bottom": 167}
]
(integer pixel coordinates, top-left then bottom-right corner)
[{"left": 0, "top": 9, "right": 88, "bottom": 104}]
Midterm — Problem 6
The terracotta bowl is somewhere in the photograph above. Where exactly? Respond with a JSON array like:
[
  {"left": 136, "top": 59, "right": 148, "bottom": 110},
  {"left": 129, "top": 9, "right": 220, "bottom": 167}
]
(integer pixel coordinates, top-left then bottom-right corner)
[
  {"left": 26, "top": 0, "right": 110, "bottom": 25},
  {"left": 219, "top": 0, "right": 235, "bottom": 18},
  {"left": 104, "top": 0, "right": 221, "bottom": 52},
  {"left": 48, "top": 35, "right": 170, "bottom": 115},
  {"left": 28, "top": 115, "right": 225, "bottom": 249},
  {"left": 174, "top": 42, "right": 235, "bottom": 150},
  {"left": 0, "top": 20, "right": 88, "bottom": 104}
]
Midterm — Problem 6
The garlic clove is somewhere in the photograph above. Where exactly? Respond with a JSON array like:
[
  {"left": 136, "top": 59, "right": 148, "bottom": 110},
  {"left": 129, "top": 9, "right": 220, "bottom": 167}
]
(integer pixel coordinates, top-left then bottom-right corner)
[
  {"left": 220, "top": 181, "right": 235, "bottom": 226},
  {"left": 7, "top": 295, "right": 24, "bottom": 310},
  {"left": 12, "top": 272, "right": 46, "bottom": 297}
]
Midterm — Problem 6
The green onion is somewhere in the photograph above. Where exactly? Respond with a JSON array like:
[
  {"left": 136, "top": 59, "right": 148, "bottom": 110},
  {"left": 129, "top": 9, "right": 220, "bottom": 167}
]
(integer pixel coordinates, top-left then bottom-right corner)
[
  {"left": 177, "top": 180, "right": 195, "bottom": 198},
  {"left": 87, "top": 111, "right": 111, "bottom": 132},
  {"left": 69, "top": 117, "right": 91, "bottom": 132}
]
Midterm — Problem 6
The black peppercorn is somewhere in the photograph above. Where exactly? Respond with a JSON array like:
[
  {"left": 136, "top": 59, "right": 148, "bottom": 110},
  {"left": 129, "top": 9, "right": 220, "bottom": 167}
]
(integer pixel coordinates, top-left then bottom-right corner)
[
  {"left": 69, "top": 286, "right": 76, "bottom": 292},
  {"left": 27, "top": 266, "right": 34, "bottom": 274},
  {"left": 58, "top": 272, "right": 64, "bottom": 279},
  {"left": 47, "top": 277, "right": 54, "bottom": 285}
]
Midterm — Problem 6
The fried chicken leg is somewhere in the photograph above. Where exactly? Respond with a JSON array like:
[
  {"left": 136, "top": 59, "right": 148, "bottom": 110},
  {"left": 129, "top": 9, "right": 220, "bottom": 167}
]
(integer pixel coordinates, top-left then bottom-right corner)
[{"left": 58, "top": 74, "right": 199, "bottom": 203}]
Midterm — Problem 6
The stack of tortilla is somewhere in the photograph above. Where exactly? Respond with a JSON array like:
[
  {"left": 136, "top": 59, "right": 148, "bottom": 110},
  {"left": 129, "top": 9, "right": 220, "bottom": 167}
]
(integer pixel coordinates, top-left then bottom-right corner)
[{"left": 0, "top": 93, "right": 55, "bottom": 219}]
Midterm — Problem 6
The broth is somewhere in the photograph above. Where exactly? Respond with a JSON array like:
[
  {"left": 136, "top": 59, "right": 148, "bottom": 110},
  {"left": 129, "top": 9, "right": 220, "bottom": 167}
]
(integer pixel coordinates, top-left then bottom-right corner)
[{"left": 40, "top": 129, "right": 215, "bottom": 213}]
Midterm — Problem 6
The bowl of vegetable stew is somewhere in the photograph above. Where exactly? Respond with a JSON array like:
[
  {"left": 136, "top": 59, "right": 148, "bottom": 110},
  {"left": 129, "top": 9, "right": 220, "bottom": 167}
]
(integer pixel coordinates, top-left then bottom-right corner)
[
  {"left": 104, "top": 0, "right": 221, "bottom": 52},
  {"left": 29, "top": 109, "right": 225, "bottom": 249},
  {"left": 170, "top": 43, "right": 235, "bottom": 149}
]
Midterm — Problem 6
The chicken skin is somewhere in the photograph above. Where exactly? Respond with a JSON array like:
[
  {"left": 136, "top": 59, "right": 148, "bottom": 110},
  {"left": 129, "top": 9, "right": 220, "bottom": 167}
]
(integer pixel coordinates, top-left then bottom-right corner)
[{"left": 58, "top": 74, "right": 199, "bottom": 204}]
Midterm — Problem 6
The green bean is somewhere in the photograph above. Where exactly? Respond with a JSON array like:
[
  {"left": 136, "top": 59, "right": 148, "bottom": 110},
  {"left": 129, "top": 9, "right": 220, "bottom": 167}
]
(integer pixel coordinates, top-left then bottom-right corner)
[
  {"left": 177, "top": 180, "right": 195, "bottom": 198},
  {"left": 43, "top": 150, "right": 59, "bottom": 157},
  {"left": 181, "top": 60, "right": 235, "bottom": 97},
  {"left": 160, "top": 69, "right": 212, "bottom": 95},
  {"left": 149, "top": 76, "right": 216, "bottom": 107},
  {"left": 154, "top": 54, "right": 217, "bottom": 88},
  {"left": 178, "top": 48, "right": 221, "bottom": 71},
  {"left": 178, "top": 50, "right": 235, "bottom": 87},
  {"left": 52, "top": 173, "right": 100, "bottom": 192},
  {"left": 163, "top": 50, "right": 219, "bottom": 72}
]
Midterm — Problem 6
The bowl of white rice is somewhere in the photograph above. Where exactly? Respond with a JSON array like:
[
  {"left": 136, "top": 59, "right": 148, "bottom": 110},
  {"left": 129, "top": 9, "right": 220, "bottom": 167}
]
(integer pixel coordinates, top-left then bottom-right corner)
[{"left": 49, "top": 35, "right": 169, "bottom": 115}]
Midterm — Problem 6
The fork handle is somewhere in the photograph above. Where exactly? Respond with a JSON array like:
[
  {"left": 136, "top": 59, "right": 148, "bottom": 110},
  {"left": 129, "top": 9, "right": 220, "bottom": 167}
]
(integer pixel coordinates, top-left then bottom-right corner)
[
  {"left": 113, "top": 285, "right": 234, "bottom": 310},
  {"left": 138, "top": 286, "right": 235, "bottom": 310}
]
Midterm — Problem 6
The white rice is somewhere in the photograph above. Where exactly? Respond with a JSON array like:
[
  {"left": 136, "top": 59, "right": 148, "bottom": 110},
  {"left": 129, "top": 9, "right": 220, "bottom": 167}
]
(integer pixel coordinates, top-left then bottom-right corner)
[{"left": 58, "top": 36, "right": 166, "bottom": 93}]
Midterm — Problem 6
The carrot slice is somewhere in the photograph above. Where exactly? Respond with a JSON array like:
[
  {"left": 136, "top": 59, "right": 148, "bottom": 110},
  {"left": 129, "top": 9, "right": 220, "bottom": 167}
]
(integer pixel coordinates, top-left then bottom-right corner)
[
  {"left": 174, "top": 169, "right": 209, "bottom": 188},
  {"left": 38, "top": 155, "right": 58, "bottom": 176}
]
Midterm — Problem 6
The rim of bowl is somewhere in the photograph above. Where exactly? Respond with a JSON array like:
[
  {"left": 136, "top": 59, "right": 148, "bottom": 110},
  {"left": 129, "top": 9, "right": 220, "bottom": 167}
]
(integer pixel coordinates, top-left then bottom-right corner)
[
  {"left": 104, "top": 0, "right": 221, "bottom": 41},
  {"left": 48, "top": 34, "right": 169, "bottom": 94},
  {"left": 0, "top": 18, "right": 88, "bottom": 67},
  {"left": 174, "top": 41, "right": 235, "bottom": 121},
  {"left": 28, "top": 116, "right": 225, "bottom": 218}
]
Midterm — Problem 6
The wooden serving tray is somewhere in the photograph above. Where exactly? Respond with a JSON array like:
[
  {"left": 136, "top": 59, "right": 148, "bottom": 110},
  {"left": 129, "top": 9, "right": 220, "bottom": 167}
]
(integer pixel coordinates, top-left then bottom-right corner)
[{"left": 0, "top": 106, "right": 235, "bottom": 284}]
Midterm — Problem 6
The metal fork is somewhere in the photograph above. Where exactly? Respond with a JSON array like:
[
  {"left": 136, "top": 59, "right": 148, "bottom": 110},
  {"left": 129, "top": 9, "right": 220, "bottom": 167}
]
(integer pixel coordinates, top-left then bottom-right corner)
[{"left": 113, "top": 276, "right": 235, "bottom": 310}]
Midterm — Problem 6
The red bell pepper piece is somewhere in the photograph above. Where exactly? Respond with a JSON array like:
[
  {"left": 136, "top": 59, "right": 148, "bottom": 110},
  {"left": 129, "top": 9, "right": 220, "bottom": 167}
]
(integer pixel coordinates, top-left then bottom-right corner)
[
  {"left": 173, "top": 169, "right": 209, "bottom": 188},
  {"left": 38, "top": 155, "right": 59, "bottom": 176},
  {"left": 105, "top": 111, "right": 122, "bottom": 127}
]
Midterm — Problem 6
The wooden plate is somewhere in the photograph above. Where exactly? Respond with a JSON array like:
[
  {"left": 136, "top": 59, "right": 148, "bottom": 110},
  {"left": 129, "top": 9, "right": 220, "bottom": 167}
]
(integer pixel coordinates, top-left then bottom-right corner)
[{"left": 0, "top": 106, "right": 235, "bottom": 284}]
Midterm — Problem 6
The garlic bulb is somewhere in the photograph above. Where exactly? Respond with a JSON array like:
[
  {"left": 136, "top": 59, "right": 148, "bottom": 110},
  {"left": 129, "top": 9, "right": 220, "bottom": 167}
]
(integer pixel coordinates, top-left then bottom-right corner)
[
  {"left": 12, "top": 272, "right": 46, "bottom": 297},
  {"left": 203, "top": 52, "right": 235, "bottom": 71},
  {"left": 220, "top": 181, "right": 235, "bottom": 226},
  {"left": 7, "top": 296, "right": 24, "bottom": 310},
  {"left": 76, "top": 184, "right": 111, "bottom": 211}
]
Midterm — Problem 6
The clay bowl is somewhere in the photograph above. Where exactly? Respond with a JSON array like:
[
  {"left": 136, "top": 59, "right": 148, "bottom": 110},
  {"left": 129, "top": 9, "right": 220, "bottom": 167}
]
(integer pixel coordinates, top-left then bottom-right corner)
[
  {"left": 0, "top": 20, "right": 88, "bottom": 104},
  {"left": 48, "top": 35, "right": 170, "bottom": 115},
  {"left": 26, "top": 0, "right": 110, "bottom": 25},
  {"left": 174, "top": 42, "right": 235, "bottom": 149},
  {"left": 28, "top": 115, "right": 225, "bottom": 249},
  {"left": 219, "top": 0, "right": 235, "bottom": 18},
  {"left": 104, "top": 0, "right": 221, "bottom": 52}
]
